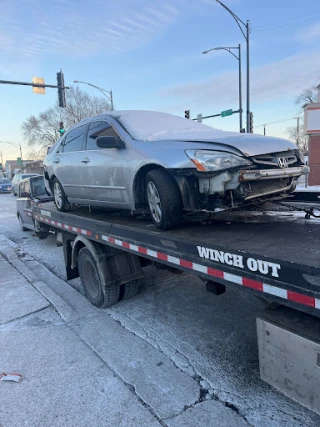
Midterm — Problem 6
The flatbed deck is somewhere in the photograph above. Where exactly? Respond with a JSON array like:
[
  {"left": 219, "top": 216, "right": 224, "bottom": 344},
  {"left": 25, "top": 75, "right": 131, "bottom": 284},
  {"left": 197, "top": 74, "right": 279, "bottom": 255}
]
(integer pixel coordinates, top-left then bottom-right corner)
[{"left": 32, "top": 202, "right": 320, "bottom": 316}]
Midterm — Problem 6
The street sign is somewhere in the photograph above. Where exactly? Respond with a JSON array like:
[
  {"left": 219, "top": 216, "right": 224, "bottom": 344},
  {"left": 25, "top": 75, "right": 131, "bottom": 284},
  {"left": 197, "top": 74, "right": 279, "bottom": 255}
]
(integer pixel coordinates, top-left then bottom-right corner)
[
  {"left": 197, "top": 113, "right": 203, "bottom": 123},
  {"left": 17, "top": 157, "right": 23, "bottom": 166},
  {"left": 32, "top": 77, "right": 46, "bottom": 94},
  {"left": 221, "top": 109, "right": 233, "bottom": 117}
]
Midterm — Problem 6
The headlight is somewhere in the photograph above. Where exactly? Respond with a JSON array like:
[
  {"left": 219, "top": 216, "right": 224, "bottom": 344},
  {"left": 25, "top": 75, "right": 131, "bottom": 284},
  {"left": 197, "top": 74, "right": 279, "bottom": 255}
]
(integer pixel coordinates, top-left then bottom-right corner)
[{"left": 185, "top": 149, "right": 252, "bottom": 172}]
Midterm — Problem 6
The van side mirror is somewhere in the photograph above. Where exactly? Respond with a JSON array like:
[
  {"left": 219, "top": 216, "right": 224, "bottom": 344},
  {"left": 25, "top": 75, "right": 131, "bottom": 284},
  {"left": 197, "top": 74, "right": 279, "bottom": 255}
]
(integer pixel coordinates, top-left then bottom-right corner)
[
  {"left": 96, "top": 136, "right": 125, "bottom": 149},
  {"left": 47, "top": 146, "right": 52, "bottom": 154}
]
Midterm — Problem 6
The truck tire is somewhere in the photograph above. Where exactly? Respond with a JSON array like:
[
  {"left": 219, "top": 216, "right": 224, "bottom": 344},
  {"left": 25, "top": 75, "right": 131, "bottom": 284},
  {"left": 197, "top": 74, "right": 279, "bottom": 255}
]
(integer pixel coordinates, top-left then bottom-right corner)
[
  {"left": 119, "top": 280, "right": 140, "bottom": 301},
  {"left": 52, "top": 178, "right": 70, "bottom": 212},
  {"left": 78, "top": 247, "right": 120, "bottom": 308},
  {"left": 145, "top": 169, "right": 182, "bottom": 230}
]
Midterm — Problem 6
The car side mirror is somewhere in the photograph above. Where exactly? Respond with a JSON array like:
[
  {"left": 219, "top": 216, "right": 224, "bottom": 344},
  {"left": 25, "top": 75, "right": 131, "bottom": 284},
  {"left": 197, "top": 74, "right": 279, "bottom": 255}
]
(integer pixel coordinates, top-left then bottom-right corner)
[
  {"left": 96, "top": 136, "right": 125, "bottom": 149},
  {"left": 46, "top": 146, "right": 52, "bottom": 154},
  {"left": 20, "top": 191, "right": 29, "bottom": 198}
]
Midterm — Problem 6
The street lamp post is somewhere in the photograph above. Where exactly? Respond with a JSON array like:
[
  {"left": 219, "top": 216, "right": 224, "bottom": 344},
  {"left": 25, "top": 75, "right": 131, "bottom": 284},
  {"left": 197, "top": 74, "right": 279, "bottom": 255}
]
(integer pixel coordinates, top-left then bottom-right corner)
[
  {"left": 203, "top": 44, "right": 243, "bottom": 132},
  {"left": 0, "top": 151, "right": 4, "bottom": 169},
  {"left": 73, "top": 80, "right": 114, "bottom": 111},
  {"left": 216, "top": 0, "right": 250, "bottom": 133},
  {"left": 0, "top": 141, "right": 23, "bottom": 160}
]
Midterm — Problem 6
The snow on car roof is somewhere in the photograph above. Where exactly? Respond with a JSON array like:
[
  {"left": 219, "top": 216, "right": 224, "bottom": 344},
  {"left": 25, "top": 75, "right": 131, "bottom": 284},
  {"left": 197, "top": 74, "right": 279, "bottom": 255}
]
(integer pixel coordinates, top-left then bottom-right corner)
[{"left": 106, "top": 110, "right": 240, "bottom": 141}]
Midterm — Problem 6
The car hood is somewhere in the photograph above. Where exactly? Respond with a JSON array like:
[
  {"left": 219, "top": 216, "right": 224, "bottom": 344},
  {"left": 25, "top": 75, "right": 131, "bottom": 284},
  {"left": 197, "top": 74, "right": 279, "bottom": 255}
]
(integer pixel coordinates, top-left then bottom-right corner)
[{"left": 179, "top": 133, "right": 297, "bottom": 157}]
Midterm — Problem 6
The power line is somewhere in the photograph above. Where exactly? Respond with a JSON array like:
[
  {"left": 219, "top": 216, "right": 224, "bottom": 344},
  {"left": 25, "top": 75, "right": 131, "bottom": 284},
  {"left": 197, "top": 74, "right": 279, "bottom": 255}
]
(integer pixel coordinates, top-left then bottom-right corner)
[
  {"left": 253, "top": 15, "right": 320, "bottom": 32},
  {"left": 253, "top": 10, "right": 320, "bottom": 30},
  {"left": 255, "top": 117, "right": 296, "bottom": 128}
]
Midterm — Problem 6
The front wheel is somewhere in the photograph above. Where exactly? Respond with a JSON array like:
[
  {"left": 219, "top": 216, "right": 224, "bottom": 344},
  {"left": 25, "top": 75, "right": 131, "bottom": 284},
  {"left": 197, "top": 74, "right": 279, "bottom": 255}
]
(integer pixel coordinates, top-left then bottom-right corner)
[
  {"left": 52, "top": 178, "right": 70, "bottom": 212},
  {"left": 145, "top": 169, "right": 182, "bottom": 230}
]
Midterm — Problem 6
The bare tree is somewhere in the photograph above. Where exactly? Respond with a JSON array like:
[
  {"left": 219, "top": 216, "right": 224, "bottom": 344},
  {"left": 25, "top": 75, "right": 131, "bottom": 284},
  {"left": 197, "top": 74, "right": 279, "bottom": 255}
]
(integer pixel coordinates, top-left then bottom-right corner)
[
  {"left": 295, "top": 86, "right": 318, "bottom": 108},
  {"left": 285, "top": 124, "right": 308, "bottom": 153},
  {"left": 286, "top": 81, "right": 319, "bottom": 153},
  {"left": 22, "top": 86, "right": 110, "bottom": 152}
]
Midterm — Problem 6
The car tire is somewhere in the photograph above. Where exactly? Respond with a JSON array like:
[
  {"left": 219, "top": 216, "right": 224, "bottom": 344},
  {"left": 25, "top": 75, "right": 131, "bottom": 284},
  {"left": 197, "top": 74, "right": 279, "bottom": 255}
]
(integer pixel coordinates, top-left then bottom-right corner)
[
  {"left": 78, "top": 248, "right": 120, "bottom": 308},
  {"left": 145, "top": 169, "right": 182, "bottom": 230},
  {"left": 52, "top": 178, "right": 70, "bottom": 212},
  {"left": 18, "top": 214, "right": 28, "bottom": 231}
]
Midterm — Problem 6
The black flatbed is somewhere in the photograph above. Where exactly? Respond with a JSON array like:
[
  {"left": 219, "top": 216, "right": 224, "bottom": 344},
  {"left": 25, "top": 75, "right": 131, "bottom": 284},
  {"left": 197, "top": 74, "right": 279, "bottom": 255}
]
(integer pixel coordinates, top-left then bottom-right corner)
[{"left": 32, "top": 202, "right": 320, "bottom": 316}]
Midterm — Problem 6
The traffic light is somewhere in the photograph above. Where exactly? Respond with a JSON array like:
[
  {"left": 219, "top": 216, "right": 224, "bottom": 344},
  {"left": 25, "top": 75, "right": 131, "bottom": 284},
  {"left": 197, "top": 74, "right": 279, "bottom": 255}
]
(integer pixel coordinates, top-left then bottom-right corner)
[
  {"left": 249, "top": 112, "right": 253, "bottom": 133},
  {"left": 185, "top": 109, "right": 190, "bottom": 119},
  {"left": 57, "top": 71, "right": 66, "bottom": 108},
  {"left": 59, "top": 121, "right": 65, "bottom": 135}
]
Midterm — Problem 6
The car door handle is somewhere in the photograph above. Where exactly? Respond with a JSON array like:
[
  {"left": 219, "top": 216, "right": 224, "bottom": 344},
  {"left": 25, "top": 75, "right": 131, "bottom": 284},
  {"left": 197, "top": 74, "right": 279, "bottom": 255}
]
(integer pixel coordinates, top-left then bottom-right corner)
[
  {"left": 54, "top": 158, "right": 61, "bottom": 163},
  {"left": 81, "top": 158, "right": 90, "bottom": 164}
]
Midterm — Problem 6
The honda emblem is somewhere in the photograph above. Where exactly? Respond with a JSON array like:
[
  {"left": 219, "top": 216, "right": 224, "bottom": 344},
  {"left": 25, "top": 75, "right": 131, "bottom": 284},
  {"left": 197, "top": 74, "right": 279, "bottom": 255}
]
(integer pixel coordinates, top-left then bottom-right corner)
[{"left": 277, "top": 157, "right": 288, "bottom": 168}]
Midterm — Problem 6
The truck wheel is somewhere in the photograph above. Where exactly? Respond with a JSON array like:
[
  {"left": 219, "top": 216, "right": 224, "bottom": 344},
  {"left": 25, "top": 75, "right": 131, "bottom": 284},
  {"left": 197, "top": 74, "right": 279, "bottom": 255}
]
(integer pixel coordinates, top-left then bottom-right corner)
[
  {"left": 119, "top": 280, "right": 140, "bottom": 301},
  {"left": 78, "top": 247, "right": 120, "bottom": 308},
  {"left": 145, "top": 169, "right": 182, "bottom": 230},
  {"left": 52, "top": 178, "right": 70, "bottom": 212}
]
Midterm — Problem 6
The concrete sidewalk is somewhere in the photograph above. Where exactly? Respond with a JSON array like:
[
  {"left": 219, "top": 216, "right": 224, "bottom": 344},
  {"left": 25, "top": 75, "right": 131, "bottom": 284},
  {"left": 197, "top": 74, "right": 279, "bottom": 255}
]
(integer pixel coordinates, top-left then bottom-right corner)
[
  {"left": 0, "top": 251, "right": 162, "bottom": 427},
  {"left": 0, "top": 235, "right": 249, "bottom": 427}
]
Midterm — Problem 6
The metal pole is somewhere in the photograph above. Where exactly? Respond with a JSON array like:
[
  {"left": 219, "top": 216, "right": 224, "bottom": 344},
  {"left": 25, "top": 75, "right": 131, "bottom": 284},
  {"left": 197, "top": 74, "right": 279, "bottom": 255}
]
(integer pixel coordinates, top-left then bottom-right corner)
[
  {"left": 263, "top": 125, "right": 266, "bottom": 136},
  {"left": 19, "top": 144, "right": 23, "bottom": 161},
  {"left": 246, "top": 21, "right": 250, "bottom": 133},
  {"left": 296, "top": 117, "right": 300, "bottom": 147},
  {"left": 110, "top": 89, "right": 114, "bottom": 111},
  {"left": 238, "top": 44, "right": 243, "bottom": 132}
]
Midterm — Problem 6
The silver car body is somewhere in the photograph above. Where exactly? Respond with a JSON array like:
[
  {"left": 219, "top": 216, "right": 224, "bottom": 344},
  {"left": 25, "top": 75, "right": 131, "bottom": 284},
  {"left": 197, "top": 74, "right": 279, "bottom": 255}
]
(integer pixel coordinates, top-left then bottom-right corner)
[{"left": 43, "top": 110, "right": 308, "bottom": 212}]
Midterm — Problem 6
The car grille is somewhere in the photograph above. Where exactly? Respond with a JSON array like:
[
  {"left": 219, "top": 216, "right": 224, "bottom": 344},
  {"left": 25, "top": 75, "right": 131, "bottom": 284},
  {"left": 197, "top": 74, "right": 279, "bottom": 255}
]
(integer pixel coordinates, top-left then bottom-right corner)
[
  {"left": 251, "top": 150, "right": 300, "bottom": 168},
  {"left": 237, "top": 178, "right": 293, "bottom": 200}
]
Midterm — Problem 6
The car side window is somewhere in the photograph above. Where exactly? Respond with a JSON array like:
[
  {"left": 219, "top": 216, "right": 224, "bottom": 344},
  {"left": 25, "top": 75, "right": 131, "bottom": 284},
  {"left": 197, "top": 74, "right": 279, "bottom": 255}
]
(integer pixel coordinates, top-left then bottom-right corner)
[
  {"left": 86, "top": 121, "right": 123, "bottom": 150},
  {"left": 56, "top": 135, "right": 66, "bottom": 154},
  {"left": 19, "top": 181, "right": 30, "bottom": 197},
  {"left": 61, "top": 124, "right": 86, "bottom": 153}
]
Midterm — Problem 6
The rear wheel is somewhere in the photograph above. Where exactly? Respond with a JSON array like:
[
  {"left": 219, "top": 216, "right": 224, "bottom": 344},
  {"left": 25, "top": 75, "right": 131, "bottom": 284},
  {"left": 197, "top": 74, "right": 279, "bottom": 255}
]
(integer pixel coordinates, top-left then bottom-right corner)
[
  {"left": 145, "top": 169, "right": 182, "bottom": 230},
  {"left": 78, "top": 247, "right": 120, "bottom": 308},
  {"left": 119, "top": 280, "right": 140, "bottom": 301},
  {"left": 52, "top": 178, "right": 70, "bottom": 212}
]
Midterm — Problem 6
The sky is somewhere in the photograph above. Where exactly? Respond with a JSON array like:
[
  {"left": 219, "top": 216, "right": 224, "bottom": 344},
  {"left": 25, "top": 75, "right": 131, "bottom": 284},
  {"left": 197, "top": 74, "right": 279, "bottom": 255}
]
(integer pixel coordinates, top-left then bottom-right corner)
[{"left": 0, "top": 0, "right": 320, "bottom": 163}]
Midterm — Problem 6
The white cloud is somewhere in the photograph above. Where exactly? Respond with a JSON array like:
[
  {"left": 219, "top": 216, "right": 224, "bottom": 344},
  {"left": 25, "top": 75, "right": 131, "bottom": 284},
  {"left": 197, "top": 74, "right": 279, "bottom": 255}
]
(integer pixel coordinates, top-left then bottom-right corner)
[
  {"left": 160, "top": 51, "right": 320, "bottom": 110},
  {"left": 296, "top": 20, "right": 320, "bottom": 42}
]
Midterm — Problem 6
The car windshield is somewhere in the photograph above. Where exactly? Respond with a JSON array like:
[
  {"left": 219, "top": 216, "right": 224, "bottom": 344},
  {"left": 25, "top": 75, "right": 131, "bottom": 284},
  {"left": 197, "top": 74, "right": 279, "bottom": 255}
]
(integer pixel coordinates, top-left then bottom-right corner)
[
  {"left": 114, "top": 110, "right": 239, "bottom": 142},
  {"left": 0, "top": 178, "right": 11, "bottom": 184}
]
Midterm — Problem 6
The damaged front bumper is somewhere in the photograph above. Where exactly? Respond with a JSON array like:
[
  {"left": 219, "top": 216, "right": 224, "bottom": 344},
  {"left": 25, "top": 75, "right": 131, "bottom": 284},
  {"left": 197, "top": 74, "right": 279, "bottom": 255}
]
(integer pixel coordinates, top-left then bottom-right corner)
[{"left": 239, "top": 165, "right": 309, "bottom": 181}]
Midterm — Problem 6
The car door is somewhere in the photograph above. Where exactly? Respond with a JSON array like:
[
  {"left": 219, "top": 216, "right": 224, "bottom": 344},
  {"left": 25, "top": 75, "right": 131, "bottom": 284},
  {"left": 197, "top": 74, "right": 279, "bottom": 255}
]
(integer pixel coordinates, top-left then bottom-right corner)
[
  {"left": 80, "top": 120, "right": 129, "bottom": 207},
  {"left": 16, "top": 180, "right": 34, "bottom": 228},
  {"left": 51, "top": 124, "right": 87, "bottom": 200}
]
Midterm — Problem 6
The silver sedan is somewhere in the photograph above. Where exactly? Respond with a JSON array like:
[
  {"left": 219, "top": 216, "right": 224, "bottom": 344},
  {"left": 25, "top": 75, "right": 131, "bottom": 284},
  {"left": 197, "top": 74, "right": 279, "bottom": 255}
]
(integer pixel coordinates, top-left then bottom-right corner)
[{"left": 43, "top": 110, "right": 308, "bottom": 229}]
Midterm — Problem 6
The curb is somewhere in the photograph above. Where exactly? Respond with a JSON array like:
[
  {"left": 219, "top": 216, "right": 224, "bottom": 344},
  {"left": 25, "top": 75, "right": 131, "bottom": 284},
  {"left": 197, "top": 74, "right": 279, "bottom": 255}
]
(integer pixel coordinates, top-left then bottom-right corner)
[{"left": 0, "top": 234, "right": 77, "bottom": 321}]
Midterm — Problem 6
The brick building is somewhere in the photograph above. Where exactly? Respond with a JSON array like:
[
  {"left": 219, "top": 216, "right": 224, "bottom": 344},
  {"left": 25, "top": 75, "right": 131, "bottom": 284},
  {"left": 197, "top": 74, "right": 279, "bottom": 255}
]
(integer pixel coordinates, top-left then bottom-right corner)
[{"left": 304, "top": 84, "right": 320, "bottom": 185}]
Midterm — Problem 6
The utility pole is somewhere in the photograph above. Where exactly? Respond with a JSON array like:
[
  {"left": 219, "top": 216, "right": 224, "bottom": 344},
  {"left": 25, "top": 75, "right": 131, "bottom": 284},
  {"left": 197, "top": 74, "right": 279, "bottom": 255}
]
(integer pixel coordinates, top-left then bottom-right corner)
[
  {"left": 263, "top": 125, "right": 266, "bottom": 136},
  {"left": 294, "top": 117, "right": 300, "bottom": 147}
]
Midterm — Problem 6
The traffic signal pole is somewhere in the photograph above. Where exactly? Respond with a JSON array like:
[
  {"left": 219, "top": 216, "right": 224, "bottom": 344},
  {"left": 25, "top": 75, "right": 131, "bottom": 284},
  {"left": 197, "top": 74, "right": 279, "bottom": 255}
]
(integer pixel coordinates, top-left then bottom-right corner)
[{"left": 0, "top": 73, "right": 69, "bottom": 108}]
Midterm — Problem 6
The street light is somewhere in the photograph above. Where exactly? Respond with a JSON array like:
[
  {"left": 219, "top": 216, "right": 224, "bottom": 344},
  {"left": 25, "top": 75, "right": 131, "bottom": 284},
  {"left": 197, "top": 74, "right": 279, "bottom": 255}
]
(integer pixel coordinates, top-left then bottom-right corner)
[
  {"left": 73, "top": 80, "right": 114, "bottom": 111},
  {"left": 0, "top": 141, "right": 23, "bottom": 160},
  {"left": 203, "top": 45, "right": 243, "bottom": 132},
  {"left": 215, "top": 0, "right": 250, "bottom": 133},
  {"left": 0, "top": 151, "right": 4, "bottom": 169}
]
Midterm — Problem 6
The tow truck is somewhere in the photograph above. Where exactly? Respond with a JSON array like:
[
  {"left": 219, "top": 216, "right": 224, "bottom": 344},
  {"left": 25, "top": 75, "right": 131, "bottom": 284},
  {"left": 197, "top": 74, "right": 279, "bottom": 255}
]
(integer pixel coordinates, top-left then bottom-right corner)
[{"left": 17, "top": 176, "right": 320, "bottom": 415}]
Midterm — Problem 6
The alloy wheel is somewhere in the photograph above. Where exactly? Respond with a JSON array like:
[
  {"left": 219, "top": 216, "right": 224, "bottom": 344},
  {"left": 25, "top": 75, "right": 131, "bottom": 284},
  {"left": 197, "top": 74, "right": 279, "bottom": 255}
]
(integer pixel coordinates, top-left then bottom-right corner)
[
  {"left": 53, "top": 182, "right": 63, "bottom": 210},
  {"left": 147, "top": 181, "right": 162, "bottom": 223}
]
